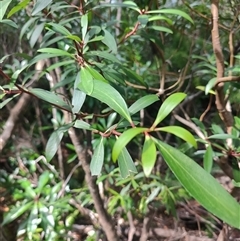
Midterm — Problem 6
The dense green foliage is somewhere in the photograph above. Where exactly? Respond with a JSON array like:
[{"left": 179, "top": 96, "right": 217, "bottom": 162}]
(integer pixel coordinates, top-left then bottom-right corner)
[{"left": 0, "top": 0, "right": 240, "bottom": 240}]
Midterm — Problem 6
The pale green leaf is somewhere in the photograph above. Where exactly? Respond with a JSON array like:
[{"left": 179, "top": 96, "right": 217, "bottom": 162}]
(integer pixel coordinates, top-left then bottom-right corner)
[
  {"left": 80, "top": 67, "right": 94, "bottom": 95},
  {"left": 157, "top": 126, "right": 197, "bottom": 148},
  {"left": 74, "top": 120, "right": 92, "bottom": 130},
  {"left": 118, "top": 147, "right": 137, "bottom": 178},
  {"left": 90, "top": 138, "right": 104, "bottom": 175},
  {"left": 147, "top": 9, "right": 194, "bottom": 24},
  {"left": 142, "top": 135, "right": 157, "bottom": 177},
  {"left": 81, "top": 13, "right": 88, "bottom": 40},
  {"left": 205, "top": 77, "right": 216, "bottom": 95},
  {"left": 112, "top": 128, "right": 147, "bottom": 162},
  {"left": 37, "top": 48, "right": 72, "bottom": 57},
  {"left": 152, "top": 92, "right": 186, "bottom": 128},
  {"left": 203, "top": 145, "right": 213, "bottom": 173},
  {"left": 0, "top": 19, "right": 18, "bottom": 28},
  {"left": 29, "top": 88, "right": 71, "bottom": 111},
  {"left": 0, "top": 0, "right": 12, "bottom": 21},
  {"left": 32, "top": 0, "right": 52, "bottom": 16},
  {"left": 101, "top": 29, "right": 118, "bottom": 53},
  {"left": 129, "top": 94, "right": 159, "bottom": 115}
]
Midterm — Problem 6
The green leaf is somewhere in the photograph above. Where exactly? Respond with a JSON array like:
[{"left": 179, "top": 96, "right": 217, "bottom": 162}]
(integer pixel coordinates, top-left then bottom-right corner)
[
  {"left": 2, "top": 201, "right": 34, "bottom": 225},
  {"left": 129, "top": 94, "right": 159, "bottom": 115},
  {"left": 36, "top": 171, "right": 50, "bottom": 194},
  {"left": 112, "top": 128, "right": 147, "bottom": 162},
  {"left": 138, "top": 15, "right": 149, "bottom": 26},
  {"left": 205, "top": 77, "right": 216, "bottom": 95},
  {"left": 203, "top": 145, "right": 213, "bottom": 173},
  {"left": 37, "top": 48, "right": 72, "bottom": 57},
  {"left": 152, "top": 92, "right": 186, "bottom": 128},
  {"left": 7, "top": 0, "right": 30, "bottom": 17},
  {"left": 207, "top": 134, "right": 236, "bottom": 140},
  {"left": 156, "top": 126, "right": 197, "bottom": 148},
  {"left": 45, "top": 130, "right": 64, "bottom": 161},
  {"left": 90, "top": 138, "right": 104, "bottom": 175},
  {"left": 0, "top": 0, "right": 11, "bottom": 21},
  {"left": 79, "top": 67, "right": 94, "bottom": 95},
  {"left": 74, "top": 120, "right": 92, "bottom": 130},
  {"left": 87, "top": 66, "right": 108, "bottom": 82},
  {"left": 81, "top": 13, "right": 88, "bottom": 40},
  {"left": 155, "top": 139, "right": 240, "bottom": 229},
  {"left": 29, "top": 88, "right": 72, "bottom": 111},
  {"left": 118, "top": 147, "right": 137, "bottom": 178},
  {"left": 27, "top": 203, "right": 40, "bottom": 240},
  {"left": 147, "top": 9, "right": 194, "bottom": 24},
  {"left": 79, "top": 79, "right": 132, "bottom": 122},
  {"left": 0, "top": 19, "right": 18, "bottom": 28},
  {"left": 142, "top": 135, "right": 157, "bottom": 177},
  {"left": 30, "top": 23, "right": 45, "bottom": 47},
  {"left": 94, "top": 1, "right": 140, "bottom": 12},
  {"left": 46, "top": 22, "right": 71, "bottom": 36},
  {"left": 0, "top": 94, "right": 19, "bottom": 109},
  {"left": 147, "top": 25, "right": 173, "bottom": 34},
  {"left": 32, "top": 0, "right": 53, "bottom": 16},
  {"left": 101, "top": 29, "right": 118, "bottom": 53}
]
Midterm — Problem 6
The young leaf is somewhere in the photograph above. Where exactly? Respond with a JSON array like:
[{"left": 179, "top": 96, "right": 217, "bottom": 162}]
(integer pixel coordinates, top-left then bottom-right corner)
[
  {"left": 112, "top": 128, "right": 147, "bottom": 162},
  {"left": 32, "top": 0, "right": 52, "bottom": 15},
  {"left": 79, "top": 79, "right": 132, "bottom": 122},
  {"left": 29, "top": 88, "right": 72, "bottom": 111},
  {"left": 118, "top": 147, "right": 137, "bottom": 178},
  {"left": 203, "top": 145, "right": 213, "bottom": 173},
  {"left": 205, "top": 77, "right": 216, "bottom": 95},
  {"left": 90, "top": 138, "right": 104, "bottom": 176},
  {"left": 7, "top": 0, "right": 30, "bottom": 18},
  {"left": 151, "top": 92, "right": 186, "bottom": 129},
  {"left": 36, "top": 171, "right": 50, "bottom": 194},
  {"left": 129, "top": 94, "right": 159, "bottom": 115},
  {"left": 142, "top": 135, "right": 157, "bottom": 177},
  {"left": 155, "top": 139, "right": 240, "bottom": 229},
  {"left": 156, "top": 126, "right": 197, "bottom": 148}
]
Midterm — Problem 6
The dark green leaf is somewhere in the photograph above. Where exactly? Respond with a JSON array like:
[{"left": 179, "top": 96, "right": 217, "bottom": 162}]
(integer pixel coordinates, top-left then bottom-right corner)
[
  {"left": 155, "top": 139, "right": 240, "bottom": 229},
  {"left": 112, "top": 128, "right": 147, "bottom": 162},
  {"left": 90, "top": 138, "right": 104, "bottom": 175}
]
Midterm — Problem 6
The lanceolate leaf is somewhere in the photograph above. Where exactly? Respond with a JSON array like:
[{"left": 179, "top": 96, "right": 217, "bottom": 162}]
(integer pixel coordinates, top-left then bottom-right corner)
[
  {"left": 112, "top": 128, "right": 147, "bottom": 162},
  {"left": 45, "top": 130, "right": 64, "bottom": 161},
  {"left": 129, "top": 94, "right": 159, "bottom": 115},
  {"left": 81, "top": 13, "right": 88, "bottom": 40},
  {"left": 147, "top": 9, "right": 194, "bottom": 24},
  {"left": 2, "top": 201, "right": 34, "bottom": 226},
  {"left": 203, "top": 145, "right": 213, "bottom": 173},
  {"left": 0, "top": 0, "right": 12, "bottom": 21},
  {"left": 79, "top": 79, "right": 132, "bottom": 122},
  {"left": 142, "top": 135, "right": 157, "bottom": 177},
  {"left": 90, "top": 138, "right": 104, "bottom": 176},
  {"left": 156, "top": 126, "right": 197, "bottom": 148},
  {"left": 118, "top": 147, "right": 137, "bottom": 178},
  {"left": 155, "top": 139, "right": 240, "bottom": 229},
  {"left": 80, "top": 67, "right": 94, "bottom": 95},
  {"left": 152, "top": 92, "right": 186, "bottom": 129},
  {"left": 37, "top": 48, "right": 72, "bottom": 57},
  {"left": 29, "top": 88, "right": 71, "bottom": 111},
  {"left": 32, "top": 0, "right": 53, "bottom": 16}
]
